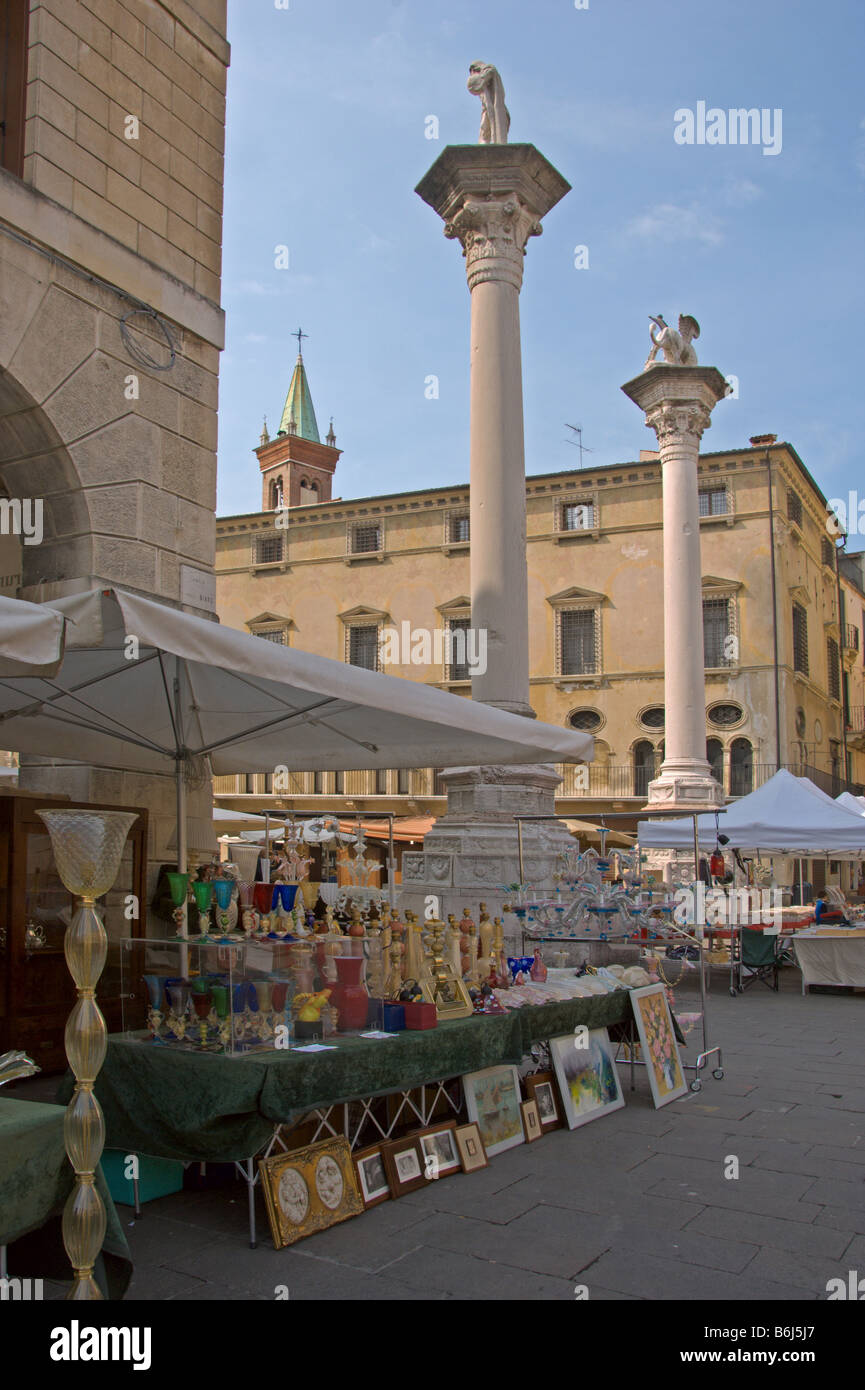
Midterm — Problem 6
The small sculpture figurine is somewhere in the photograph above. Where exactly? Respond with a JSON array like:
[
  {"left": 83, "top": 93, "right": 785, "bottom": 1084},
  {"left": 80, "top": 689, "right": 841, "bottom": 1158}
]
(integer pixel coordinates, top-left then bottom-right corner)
[
  {"left": 645, "top": 314, "right": 700, "bottom": 369},
  {"left": 467, "top": 61, "right": 510, "bottom": 145},
  {"left": 530, "top": 947, "right": 547, "bottom": 983},
  {"left": 293, "top": 989, "right": 332, "bottom": 1023}
]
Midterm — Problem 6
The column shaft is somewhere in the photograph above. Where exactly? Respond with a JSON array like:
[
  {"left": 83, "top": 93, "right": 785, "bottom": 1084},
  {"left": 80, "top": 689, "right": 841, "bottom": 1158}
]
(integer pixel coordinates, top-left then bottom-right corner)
[{"left": 469, "top": 278, "right": 529, "bottom": 711}]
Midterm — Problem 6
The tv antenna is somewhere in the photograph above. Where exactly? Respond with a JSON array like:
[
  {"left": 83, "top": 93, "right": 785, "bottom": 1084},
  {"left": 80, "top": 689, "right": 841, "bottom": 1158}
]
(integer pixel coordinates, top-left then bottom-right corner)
[{"left": 565, "top": 423, "right": 593, "bottom": 468}]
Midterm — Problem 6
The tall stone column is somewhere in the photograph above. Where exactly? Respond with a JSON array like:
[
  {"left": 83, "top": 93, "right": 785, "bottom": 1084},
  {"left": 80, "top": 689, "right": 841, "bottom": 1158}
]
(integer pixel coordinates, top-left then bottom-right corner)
[
  {"left": 417, "top": 147, "right": 568, "bottom": 713},
  {"left": 621, "top": 362, "right": 729, "bottom": 809},
  {"left": 400, "top": 141, "right": 575, "bottom": 925}
]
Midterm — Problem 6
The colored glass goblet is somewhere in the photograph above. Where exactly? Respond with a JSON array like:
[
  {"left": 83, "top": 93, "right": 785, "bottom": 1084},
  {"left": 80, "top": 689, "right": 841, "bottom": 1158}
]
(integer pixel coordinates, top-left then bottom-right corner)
[{"left": 191, "top": 881, "right": 213, "bottom": 936}]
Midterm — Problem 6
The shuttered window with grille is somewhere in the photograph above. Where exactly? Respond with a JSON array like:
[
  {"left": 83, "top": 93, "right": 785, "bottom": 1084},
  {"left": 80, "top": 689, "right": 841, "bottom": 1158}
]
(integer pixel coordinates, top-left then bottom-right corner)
[
  {"left": 792, "top": 603, "right": 809, "bottom": 675},
  {"left": 702, "top": 597, "right": 733, "bottom": 668},
  {"left": 827, "top": 636, "right": 841, "bottom": 701},
  {"left": 347, "top": 624, "right": 379, "bottom": 671},
  {"left": 558, "top": 609, "right": 598, "bottom": 675}
]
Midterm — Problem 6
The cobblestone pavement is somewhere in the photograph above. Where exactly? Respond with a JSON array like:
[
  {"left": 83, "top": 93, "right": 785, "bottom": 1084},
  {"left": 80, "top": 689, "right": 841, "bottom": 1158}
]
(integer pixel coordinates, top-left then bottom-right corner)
[{"left": 32, "top": 968, "right": 865, "bottom": 1300}]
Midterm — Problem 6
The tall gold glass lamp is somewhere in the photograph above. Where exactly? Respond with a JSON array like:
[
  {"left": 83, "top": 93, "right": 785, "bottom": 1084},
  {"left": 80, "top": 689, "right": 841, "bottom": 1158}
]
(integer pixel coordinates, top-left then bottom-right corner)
[{"left": 36, "top": 809, "right": 138, "bottom": 1300}]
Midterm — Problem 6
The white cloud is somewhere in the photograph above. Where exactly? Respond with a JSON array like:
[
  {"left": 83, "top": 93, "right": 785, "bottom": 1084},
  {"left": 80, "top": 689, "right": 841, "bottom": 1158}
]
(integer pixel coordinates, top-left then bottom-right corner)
[
  {"left": 724, "top": 179, "right": 762, "bottom": 206},
  {"left": 627, "top": 202, "right": 724, "bottom": 248}
]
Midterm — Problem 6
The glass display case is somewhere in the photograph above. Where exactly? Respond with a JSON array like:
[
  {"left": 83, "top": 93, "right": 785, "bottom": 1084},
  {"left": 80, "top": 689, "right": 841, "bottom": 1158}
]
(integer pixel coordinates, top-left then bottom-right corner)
[
  {"left": 0, "top": 792, "right": 147, "bottom": 1073},
  {"left": 118, "top": 933, "right": 385, "bottom": 1055}
]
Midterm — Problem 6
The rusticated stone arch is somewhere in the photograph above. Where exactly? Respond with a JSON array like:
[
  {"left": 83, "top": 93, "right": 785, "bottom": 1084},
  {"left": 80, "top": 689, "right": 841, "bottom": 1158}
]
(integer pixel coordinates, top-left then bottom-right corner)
[{"left": 0, "top": 365, "right": 94, "bottom": 593}]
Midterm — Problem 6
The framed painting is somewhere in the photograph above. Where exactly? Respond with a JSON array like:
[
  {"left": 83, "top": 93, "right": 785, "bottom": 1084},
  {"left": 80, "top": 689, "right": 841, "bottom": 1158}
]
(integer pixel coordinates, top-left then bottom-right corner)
[
  {"left": 629, "top": 984, "right": 688, "bottom": 1107},
  {"left": 381, "top": 1133, "right": 428, "bottom": 1197},
  {"left": 549, "top": 1029, "right": 626, "bottom": 1131},
  {"left": 353, "top": 1143, "right": 391, "bottom": 1209},
  {"left": 259, "top": 1137, "right": 363, "bottom": 1249},
  {"left": 521, "top": 1099, "right": 542, "bottom": 1142},
  {"left": 462, "top": 1064, "right": 524, "bottom": 1158},
  {"left": 524, "top": 1070, "right": 564, "bottom": 1132},
  {"left": 418, "top": 1121, "right": 461, "bottom": 1179},
  {"left": 454, "top": 1122, "right": 488, "bottom": 1173}
]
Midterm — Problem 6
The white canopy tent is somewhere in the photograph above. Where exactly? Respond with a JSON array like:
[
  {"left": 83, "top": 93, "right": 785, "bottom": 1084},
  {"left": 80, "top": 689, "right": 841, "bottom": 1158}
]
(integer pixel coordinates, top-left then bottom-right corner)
[
  {"left": 637, "top": 769, "right": 865, "bottom": 856},
  {"left": 0, "top": 587, "right": 592, "bottom": 892},
  {"left": 836, "top": 791, "right": 865, "bottom": 817}
]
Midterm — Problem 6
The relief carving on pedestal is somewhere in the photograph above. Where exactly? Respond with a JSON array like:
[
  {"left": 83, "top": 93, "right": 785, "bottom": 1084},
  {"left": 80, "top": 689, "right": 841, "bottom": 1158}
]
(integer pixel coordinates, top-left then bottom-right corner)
[{"left": 400, "top": 853, "right": 428, "bottom": 883}]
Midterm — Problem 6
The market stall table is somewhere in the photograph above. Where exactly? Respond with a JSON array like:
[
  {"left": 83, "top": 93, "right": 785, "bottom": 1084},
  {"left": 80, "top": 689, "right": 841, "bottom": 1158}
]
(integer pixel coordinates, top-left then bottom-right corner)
[
  {"left": 792, "top": 929, "right": 865, "bottom": 992},
  {"left": 62, "top": 993, "right": 634, "bottom": 1245},
  {"left": 0, "top": 1097, "right": 132, "bottom": 1298}
]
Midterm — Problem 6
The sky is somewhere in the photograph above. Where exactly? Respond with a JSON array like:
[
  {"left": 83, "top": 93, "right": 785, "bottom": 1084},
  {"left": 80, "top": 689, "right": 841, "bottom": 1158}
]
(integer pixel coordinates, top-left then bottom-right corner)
[{"left": 217, "top": 0, "right": 865, "bottom": 529}]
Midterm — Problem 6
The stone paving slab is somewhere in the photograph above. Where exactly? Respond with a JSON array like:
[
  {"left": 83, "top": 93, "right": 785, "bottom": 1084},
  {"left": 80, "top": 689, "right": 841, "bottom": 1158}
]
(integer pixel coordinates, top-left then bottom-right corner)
[{"left": 575, "top": 1247, "right": 818, "bottom": 1301}]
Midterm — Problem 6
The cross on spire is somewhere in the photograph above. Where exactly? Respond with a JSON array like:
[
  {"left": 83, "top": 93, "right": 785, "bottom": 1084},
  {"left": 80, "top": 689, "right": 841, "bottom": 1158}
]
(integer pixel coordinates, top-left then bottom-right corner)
[{"left": 294, "top": 327, "right": 308, "bottom": 356}]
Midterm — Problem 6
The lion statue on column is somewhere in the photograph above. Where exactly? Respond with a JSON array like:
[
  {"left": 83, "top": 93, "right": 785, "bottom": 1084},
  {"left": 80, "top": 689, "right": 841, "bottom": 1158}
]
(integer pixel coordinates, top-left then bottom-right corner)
[
  {"left": 645, "top": 314, "right": 700, "bottom": 368},
  {"left": 467, "top": 62, "right": 510, "bottom": 145}
]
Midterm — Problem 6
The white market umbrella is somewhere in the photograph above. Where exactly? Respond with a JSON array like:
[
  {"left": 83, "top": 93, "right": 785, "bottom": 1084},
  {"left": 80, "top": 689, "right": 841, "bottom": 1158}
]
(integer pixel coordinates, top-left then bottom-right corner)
[
  {"left": 637, "top": 769, "right": 865, "bottom": 856},
  {"left": 0, "top": 587, "right": 593, "bottom": 892}
]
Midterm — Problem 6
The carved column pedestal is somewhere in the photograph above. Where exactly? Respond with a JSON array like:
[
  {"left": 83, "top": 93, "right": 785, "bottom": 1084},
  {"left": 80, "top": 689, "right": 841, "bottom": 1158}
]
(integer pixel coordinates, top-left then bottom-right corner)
[{"left": 399, "top": 765, "right": 574, "bottom": 935}]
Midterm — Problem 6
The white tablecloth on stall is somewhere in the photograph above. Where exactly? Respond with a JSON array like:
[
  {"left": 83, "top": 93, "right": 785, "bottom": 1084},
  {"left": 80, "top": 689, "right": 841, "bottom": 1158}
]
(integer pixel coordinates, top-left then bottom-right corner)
[{"left": 793, "top": 931, "right": 865, "bottom": 988}]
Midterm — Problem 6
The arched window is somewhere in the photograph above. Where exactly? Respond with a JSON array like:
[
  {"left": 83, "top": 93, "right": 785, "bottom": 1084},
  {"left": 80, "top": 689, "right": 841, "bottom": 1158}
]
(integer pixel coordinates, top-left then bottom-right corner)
[
  {"left": 706, "top": 738, "right": 724, "bottom": 787},
  {"left": 633, "top": 740, "right": 655, "bottom": 798},
  {"left": 730, "top": 738, "right": 753, "bottom": 797},
  {"left": 270, "top": 477, "right": 283, "bottom": 509}
]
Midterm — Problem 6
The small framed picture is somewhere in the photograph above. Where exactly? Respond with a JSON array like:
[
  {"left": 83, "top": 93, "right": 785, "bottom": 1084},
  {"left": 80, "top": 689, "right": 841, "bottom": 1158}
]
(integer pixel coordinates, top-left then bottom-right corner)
[
  {"left": 549, "top": 1029, "right": 626, "bottom": 1131},
  {"left": 258, "top": 1137, "right": 363, "bottom": 1249},
  {"left": 629, "top": 984, "right": 688, "bottom": 1108},
  {"left": 463, "top": 1064, "right": 524, "bottom": 1158},
  {"left": 454, "top": 1122, "right": 488, "bottom": 1173},
  {"left": 418, "top": 1121, "right": 461, "bottom": 1179},
  {"left": 521, "top": 1099, "right": 542, "bottom": 1142},
  {"left": 382, "top": 1135, "right": 427, "bottom": 1197},
  {"left": 525, "top": 1071, "right": 563, "bottom": 1131},
  {"left": 353, "top": 1144, "right": 391, "bottom": 1209}
]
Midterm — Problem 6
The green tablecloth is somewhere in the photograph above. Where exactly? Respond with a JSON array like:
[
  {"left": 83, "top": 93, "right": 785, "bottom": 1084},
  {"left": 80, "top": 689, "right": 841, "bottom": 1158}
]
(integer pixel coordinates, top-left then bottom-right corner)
[
  {"left": 0, "top": 1097, "right": 132, "bottom": 1299},
  {"left": 59, "top": 993, "right": 633, "bottom": 1164}
]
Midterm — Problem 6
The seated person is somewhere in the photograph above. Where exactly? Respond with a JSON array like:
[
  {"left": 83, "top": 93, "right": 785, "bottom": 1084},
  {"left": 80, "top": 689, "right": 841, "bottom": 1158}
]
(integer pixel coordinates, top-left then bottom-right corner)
[{"left": 814, "top": 896, "right": 850, "bottom": 926}]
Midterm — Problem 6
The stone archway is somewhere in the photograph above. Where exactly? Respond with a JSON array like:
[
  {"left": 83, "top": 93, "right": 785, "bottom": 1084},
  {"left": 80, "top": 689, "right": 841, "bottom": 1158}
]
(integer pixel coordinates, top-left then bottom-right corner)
[{"left": 0, "top": 365, "right": 94, "bottom": 595}]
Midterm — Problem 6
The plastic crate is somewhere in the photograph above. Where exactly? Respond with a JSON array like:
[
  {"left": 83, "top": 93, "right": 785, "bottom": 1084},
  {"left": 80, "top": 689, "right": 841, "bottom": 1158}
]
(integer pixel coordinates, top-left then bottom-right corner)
[{"left": 101, "top": 1148, "right": 184, "bottom": 1207}]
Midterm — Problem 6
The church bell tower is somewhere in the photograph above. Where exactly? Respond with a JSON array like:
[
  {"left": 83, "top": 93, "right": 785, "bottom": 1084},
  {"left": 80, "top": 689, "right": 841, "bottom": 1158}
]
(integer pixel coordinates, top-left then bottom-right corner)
[{"left": 256, "top": 331, "right": 341, "bottom": 510}]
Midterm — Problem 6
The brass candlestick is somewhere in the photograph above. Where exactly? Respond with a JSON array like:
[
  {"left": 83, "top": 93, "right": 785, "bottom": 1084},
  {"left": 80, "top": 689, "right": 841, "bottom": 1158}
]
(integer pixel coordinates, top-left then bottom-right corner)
[{"left": 37, "top": 809, "right": 138, "bottom": 1301}]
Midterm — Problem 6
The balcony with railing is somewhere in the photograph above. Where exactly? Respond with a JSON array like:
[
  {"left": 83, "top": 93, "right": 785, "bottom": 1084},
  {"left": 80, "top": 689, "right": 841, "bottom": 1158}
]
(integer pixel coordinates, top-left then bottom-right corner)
[{"left": 846, "top": 707, "right": 865, "bottom": 750}]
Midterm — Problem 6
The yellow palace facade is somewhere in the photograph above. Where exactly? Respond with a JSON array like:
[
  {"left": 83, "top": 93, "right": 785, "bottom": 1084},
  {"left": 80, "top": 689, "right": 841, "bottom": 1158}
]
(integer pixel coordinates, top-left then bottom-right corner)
[{"left": 214, "top": 356, "right": 865, "bottom": 827}]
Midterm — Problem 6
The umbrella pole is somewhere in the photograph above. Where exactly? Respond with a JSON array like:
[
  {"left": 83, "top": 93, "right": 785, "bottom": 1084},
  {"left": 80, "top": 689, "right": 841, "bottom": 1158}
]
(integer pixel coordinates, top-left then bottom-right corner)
[
  {"left": 693, "top": 812, "right": 710, "bottom": 1076},
  {"left": 262, "top": 814, "right": 270, "bottom": 883},
  {"left": 388, "top": 815, "right": 395, "bottom": 911},
  {"left": 174, "top": 660, "right": 189, "bottom": 977},
  {"left": 176, "top": 759, "right": 189, "bottom": 978},
  {"left": 799, "top": 857, "right": 804, "bottom": 906}
]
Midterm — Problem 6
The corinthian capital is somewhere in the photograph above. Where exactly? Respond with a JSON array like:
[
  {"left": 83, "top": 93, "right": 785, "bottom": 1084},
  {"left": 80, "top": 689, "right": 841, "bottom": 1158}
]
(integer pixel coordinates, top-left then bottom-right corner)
[
  {"left": 645, "top": 399, "right": 713, "bottom": 445},
  {"left": 444, "top": 193, "right": 543, "bottom": 291}
]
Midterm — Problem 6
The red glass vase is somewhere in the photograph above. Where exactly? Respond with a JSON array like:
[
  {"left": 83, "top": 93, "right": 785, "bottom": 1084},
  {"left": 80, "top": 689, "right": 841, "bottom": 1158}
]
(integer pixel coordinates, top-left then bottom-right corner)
[{"left": 332, "top": 955, "right": 368, "bottom": 1031}]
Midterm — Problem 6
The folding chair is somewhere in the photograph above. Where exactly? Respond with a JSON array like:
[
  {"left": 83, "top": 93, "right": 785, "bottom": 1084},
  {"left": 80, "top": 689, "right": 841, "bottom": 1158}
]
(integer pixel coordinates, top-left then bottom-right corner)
[{"left": 739, "top": 927, "right": 779, "bottom": 992}]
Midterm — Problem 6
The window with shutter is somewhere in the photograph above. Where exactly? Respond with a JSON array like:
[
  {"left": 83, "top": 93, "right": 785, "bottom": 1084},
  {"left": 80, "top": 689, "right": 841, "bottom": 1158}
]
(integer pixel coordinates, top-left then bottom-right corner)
[
  {"left": 792, "top": 603, "right": 809, "bottom": 675},
  {"left": 559, "top": 609, "right": 597, "bottom": 675}
]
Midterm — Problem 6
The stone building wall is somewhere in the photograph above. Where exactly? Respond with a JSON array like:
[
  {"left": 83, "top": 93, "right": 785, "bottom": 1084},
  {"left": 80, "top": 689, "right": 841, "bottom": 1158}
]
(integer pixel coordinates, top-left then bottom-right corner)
[{"left": 0, "top": 0, "right": 230, "bottom": 882}]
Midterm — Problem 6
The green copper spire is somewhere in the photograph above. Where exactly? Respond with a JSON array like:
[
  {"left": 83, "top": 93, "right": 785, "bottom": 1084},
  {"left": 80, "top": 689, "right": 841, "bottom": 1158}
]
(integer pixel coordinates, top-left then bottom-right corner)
[{"left": 278, "top": 344, "right": 320, "bottom": 442}]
